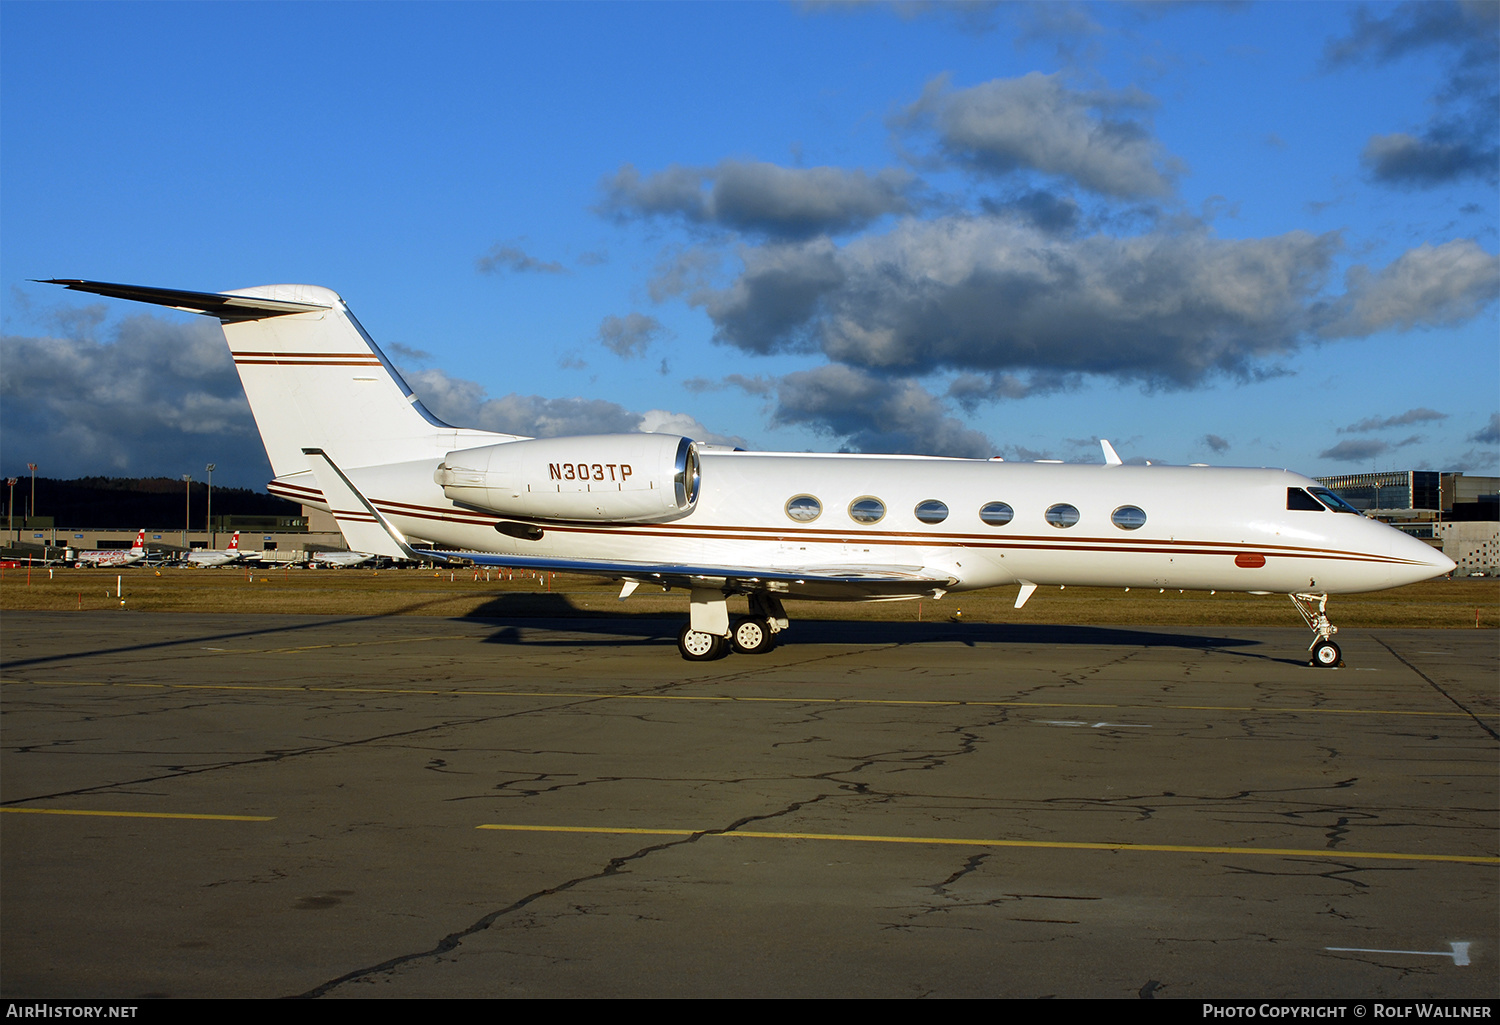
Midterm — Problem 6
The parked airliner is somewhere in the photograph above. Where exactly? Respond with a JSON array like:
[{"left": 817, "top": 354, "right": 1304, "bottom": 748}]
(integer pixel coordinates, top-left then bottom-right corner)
[
  {"left": 43, "top": 279, "right": 1455, "bottom": 664},
  {"left": 184, "top": 531, "right": 256, "bottom": 567},
  {"left": 71, "top": 529, "right": 147, "bottom": 568},
  {"left": 308, "top": 550, "right": 375, "bottom": 568}
]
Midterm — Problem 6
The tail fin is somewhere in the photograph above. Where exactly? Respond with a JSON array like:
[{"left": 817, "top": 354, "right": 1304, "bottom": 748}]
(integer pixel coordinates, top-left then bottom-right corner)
[
  {"left": 132, "top": 529, "right": 145, "bottom": 554},
  {"left": 41, "top": 280, "right": 521, "bottom": 482},
  {"left": 228, "top": 531, "right": 240, "bottom": 552},
  {"left": 217, "top": 284, "right": 458, "bottom": 476}
]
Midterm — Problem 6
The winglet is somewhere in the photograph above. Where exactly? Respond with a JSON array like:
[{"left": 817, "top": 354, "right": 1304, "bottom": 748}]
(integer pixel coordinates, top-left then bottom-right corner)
[
  {"left": 1100, "top": 439, "right": 1123, "bottom": 466},
  {"left": 300, "top": 448, "right": 444, "bottom": 564}
]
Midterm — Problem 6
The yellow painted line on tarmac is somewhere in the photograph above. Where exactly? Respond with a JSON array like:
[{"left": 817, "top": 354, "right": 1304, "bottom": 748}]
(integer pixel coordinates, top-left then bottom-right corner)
[
  {"left": 0, "top": 677, "right": 1477, "bottom": 719},
  {"left": 1, "top": 807, "right": 273, "bottom": 821},
  {"left": 476, "top": 823, "right": 1500, "bottom": 865},
  {"left": 486, "top": 824, "right": 699, "bottom": 837}
]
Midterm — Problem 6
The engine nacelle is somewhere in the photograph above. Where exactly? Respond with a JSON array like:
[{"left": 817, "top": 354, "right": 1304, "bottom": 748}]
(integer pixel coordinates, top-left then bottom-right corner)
[{"left": 434, "top": 434, "right": 701, "bottom": 523}]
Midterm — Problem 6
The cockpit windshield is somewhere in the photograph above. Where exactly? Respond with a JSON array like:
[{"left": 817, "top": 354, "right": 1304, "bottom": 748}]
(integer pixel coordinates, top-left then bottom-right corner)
[
  {"left": 1287, "top": 487, "right": 1323, "bottom": 511},
  {"left": 1309, "top": 487, "right": 1362, "bottom": 514}
]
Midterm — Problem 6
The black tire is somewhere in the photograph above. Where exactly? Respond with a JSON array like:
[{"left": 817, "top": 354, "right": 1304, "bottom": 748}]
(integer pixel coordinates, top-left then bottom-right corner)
[
  {"left": 1311, "top": 640, "right": 1342, "bottom": 668},
  {"left": 731, "top": 617, "right": 776, "bottom": 655},
  {"left": 678, "top": 624, "right": 727, "bottom": 661}
]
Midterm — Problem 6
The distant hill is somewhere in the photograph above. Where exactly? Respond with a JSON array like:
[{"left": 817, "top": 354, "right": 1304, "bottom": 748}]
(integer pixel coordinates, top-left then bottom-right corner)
[{"left": 7, "top": 477, "right": 300, "bottom": 528}]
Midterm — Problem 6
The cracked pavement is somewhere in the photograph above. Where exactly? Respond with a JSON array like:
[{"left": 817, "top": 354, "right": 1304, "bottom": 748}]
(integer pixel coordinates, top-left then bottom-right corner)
[{"left": 1, "top": 612, "right": 1495, "bottom": 998}]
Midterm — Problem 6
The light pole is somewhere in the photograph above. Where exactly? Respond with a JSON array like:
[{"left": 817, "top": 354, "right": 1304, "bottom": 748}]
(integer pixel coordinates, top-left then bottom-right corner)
[
  {"left": 26, "top": 463, "right": 36, "bottom": 525},
  {"left": 205, "top": 463, "right": 216, "bottom": 550},
  {"left": 6, "top": 478, "right": 16, "bottom": 542},
  {"left": 182, "top": 474, "right": 192, "bottom": 551}
]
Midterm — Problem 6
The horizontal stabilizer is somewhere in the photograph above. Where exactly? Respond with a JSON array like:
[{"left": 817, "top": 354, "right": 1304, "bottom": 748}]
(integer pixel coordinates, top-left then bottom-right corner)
[
  {"left": 39, "top": 279, "right": 330, "bottom": 322},
  {"left": 41, "top": 278, "right": 480, "bottom": 479}
]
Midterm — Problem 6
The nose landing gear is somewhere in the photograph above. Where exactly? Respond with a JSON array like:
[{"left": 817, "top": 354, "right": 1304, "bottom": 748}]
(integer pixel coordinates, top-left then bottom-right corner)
[{"left": 1291, "top": 592, "right": 1343, "bottom": 668}]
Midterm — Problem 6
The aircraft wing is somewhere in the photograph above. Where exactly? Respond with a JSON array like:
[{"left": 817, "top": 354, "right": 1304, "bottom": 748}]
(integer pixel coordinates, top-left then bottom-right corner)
[
  {"left": 418, "top": 548, "right": 956, "bottom": 600},
  {"left": 301, "top": 447, "right": 427, "bottom": 561}
]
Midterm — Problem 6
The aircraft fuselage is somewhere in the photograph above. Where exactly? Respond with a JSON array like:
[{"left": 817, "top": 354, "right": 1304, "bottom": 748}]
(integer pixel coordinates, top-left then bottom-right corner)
[{"left": 327, "top": 451, "right": 1445, "bottom": 600}]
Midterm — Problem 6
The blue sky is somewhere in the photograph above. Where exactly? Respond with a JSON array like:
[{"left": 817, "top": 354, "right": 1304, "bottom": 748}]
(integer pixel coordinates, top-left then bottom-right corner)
[{"left": 3, "top": 1, "right": 1496, "bottom": 490}]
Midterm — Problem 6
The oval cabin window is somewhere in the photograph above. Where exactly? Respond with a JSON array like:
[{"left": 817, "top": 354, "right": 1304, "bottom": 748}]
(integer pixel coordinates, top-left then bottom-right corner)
[
  {"left": 1045, "top": 503, "right": 1081, "bottom": 528},
  {"left": 979, "top": 502, "right": 1014, "bottom": 526},
  {"left": 848, "top": 497, "right": 886, "bottom": 524},
  {"left": 914, "top": 500, "right": 949, "bottom": 525},
  {"left": 1111, "top": 505, "right": 1147, "bottom": 530},
  {"left": 785, "top": 495, "right": 822, "bottom": 522}
]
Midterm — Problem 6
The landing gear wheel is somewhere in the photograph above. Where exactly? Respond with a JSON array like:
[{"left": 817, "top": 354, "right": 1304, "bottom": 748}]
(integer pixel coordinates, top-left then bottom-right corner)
[
  {"left": 1311, "top": 640, "right": 1342, "bottom": 668},
  {"left": 678, "top": 624, "right": 728, "bottom": 661},
  {"left": 731, "top": 617, "right": 776, "bottom": 655}
]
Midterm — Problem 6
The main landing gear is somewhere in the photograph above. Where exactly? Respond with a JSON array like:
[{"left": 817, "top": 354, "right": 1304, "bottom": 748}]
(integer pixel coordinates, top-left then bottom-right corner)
[
  {"left": 677, "top": 617, "right": 778, "bottom": 661},
  {"left": 731, "top": 616, "right": 776, "bottom": 654},
  {"left": 678, "top": 623, "right": 728, "bottom": 661},
  {"left": 1291, "top": 592, "right": 1342, "bottom": 668},
  {"left": 676, "top": 592, "right": 786, "bottom": 661}
]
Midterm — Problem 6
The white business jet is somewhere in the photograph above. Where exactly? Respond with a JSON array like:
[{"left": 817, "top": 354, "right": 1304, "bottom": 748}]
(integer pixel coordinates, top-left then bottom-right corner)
[
  {"left": 43, "top": 280, "right": 1455, "bottom": 665},
  {"left": 185, "top": 530, "right": 257, "bottom": 567},
  {"left": 72, "top": 529, "right": 148, "bottom": 568}
]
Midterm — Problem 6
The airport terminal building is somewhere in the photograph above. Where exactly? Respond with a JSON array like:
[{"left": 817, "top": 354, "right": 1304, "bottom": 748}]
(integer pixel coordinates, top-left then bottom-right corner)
[{"left": 7, "top": 511, "right": 348, "bottom": 565}]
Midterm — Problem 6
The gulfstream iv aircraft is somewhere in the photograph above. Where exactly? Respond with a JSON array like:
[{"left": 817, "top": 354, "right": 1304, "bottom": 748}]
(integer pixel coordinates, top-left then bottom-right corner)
[{"left": 45, "top": 280, "right": 1455, "bottom": 664}]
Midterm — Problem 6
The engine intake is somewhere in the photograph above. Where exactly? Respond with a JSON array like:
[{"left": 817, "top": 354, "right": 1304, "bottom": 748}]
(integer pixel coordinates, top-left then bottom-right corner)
[{"left": 434, "top": 434, "right": 700, "bottom": 523}]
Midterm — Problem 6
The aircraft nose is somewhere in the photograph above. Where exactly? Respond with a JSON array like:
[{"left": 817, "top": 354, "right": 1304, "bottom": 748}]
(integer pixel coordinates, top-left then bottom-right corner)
[{"left": 1392, "top": 528, "right": 1455, "bottom": 583}]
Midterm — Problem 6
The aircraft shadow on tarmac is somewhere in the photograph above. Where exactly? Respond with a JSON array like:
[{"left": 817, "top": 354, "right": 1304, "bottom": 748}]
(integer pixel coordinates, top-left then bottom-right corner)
[
  {"left": 460, "top": 594, "right": 1260, "bottom": 652},
  {"left": 0, "top": 602, "right": 1270, "bottom": 671}
]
